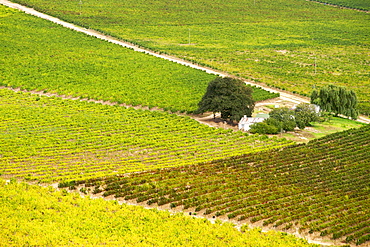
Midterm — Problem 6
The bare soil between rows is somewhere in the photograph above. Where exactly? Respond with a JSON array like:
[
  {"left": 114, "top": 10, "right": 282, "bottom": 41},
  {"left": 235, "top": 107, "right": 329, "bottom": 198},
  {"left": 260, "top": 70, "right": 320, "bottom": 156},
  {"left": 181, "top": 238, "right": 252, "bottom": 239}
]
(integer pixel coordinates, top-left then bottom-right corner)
[
  {"left": 3, "top": 86, "right": 368, "bottom": 144},
  {"left": 27, "top": 181, "right": 353, "bottom": 247},
  {"left": 1, "top": 1, "right": 369, "bottom": 245},
  {"left": 2, "top": 85, "right": 367, "bottom": 246}
]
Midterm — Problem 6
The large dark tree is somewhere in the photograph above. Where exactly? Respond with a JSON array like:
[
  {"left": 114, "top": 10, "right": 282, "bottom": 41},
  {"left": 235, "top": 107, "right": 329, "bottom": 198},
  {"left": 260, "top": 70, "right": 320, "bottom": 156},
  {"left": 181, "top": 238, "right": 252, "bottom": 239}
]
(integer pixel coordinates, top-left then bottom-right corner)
[
  {"left": 197, "top": 77, "right": 255, "bottom": 121},
  {"left": 311, "top": 84, "right": 358, "bottom": 119}
]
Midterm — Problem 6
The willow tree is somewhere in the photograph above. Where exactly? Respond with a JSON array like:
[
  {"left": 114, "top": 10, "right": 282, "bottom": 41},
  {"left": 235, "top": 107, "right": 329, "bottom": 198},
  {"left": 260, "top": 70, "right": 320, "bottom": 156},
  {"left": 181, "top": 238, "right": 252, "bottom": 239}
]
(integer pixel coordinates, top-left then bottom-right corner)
[
  {"left": 311, "top": 84, "right": 358, "bottom": 119},
  {"left": 197, "top": 77, "right": 255, "bottom": 121}
]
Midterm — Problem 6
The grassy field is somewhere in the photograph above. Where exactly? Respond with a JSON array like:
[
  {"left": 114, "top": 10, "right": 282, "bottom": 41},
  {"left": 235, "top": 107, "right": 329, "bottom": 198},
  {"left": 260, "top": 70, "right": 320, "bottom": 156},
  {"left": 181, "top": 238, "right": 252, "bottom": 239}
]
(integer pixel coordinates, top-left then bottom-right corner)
[
  {"left": 9, "top": 0, "right": 370, "bottom": 114},
  {"left": 307, "top": 116, "right": 367, "bottom": 138},
  {"left": 67, "top": 125, "right": 370, "bottom": 245},
  {"left": 0, "top": 88, "right": 292, "bottom": 183},
  {"left": 254, "top": 103, "right": 367, "bottom": 142},
  {"left": 280, "top": 116, "right": 367, "bottom": 142}
]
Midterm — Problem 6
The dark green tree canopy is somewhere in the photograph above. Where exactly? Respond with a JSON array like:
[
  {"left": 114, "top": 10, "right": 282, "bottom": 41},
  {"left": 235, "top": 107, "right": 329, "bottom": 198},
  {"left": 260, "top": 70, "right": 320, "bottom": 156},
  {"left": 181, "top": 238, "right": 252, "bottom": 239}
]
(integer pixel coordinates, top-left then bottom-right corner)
[
  {"left": 250, "top": 104, "right": 320, "bottom": 134},
  {"left": 249, "top": 121, "right": 279, "bottom": 134},
  {"left": 294, "top": 103, "right": 319, "bottom": 129},
  {"left": 197, "top": 77, "right": 255, "bottom": 121},
  {"left": 269, "top": 107, "right": 296, "bottom": 131},
  {"left": 311, "top": 84, "right": 358, "bottom": 119}
]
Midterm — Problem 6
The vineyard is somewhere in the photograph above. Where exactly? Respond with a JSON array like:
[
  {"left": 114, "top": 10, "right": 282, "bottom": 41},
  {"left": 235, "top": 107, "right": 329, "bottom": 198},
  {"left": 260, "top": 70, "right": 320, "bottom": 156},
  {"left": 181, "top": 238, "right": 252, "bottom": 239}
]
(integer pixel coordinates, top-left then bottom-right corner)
[
  {"left": 0, "top": 180, "right": 322, "bottom": 246},
  {"left": 7, "top": 0, "right": 370, "bottom": 114},
  {"left": 0, "top": 4, "right": 278, "bottom": 114},
  {"left": 1, "top": 0, "right": 369, "bottom": 246},
  {"left": 61, "top": 125, "right": 370, "bottom": 246},
  {"left": 0, "top": 88, "right": 291, "bottom": 183},
  {"left": 310, "top": 0, "right": 370, "bottom": 11}
]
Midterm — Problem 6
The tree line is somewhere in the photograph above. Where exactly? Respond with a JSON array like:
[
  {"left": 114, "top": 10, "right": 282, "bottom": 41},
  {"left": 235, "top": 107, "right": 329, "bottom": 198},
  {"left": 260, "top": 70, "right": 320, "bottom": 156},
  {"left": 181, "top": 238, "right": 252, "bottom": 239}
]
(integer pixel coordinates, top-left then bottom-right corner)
[{"left": 197, "top": 77, "right": 359, "bottom": 135}]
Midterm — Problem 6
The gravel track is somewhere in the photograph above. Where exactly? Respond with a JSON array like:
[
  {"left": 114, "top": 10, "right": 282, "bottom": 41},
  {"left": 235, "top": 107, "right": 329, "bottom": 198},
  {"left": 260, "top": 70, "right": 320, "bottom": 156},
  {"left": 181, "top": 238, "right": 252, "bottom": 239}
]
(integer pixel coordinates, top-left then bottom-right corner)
[
  {"left": 0, "top": 0, "right": 309, "bottom": 104},
  {"left": 1, "top": 2, "right": 368, "bottom": 245},
  {"left": 1, "top": 0, "right": 369, "bottom": 124}
]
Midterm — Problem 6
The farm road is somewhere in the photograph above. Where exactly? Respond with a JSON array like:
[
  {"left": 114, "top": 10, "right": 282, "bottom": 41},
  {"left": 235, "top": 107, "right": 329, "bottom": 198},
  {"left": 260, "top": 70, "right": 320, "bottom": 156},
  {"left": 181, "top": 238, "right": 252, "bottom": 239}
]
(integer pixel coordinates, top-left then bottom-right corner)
[{"left": 1, "top": 0, "right": 369, "bottom": 124}]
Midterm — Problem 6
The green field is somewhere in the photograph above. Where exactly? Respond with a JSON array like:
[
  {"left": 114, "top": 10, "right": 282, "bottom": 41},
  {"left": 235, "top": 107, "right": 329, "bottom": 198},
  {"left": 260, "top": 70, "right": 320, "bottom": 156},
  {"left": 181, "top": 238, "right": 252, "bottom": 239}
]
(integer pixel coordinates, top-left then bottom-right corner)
[
  {"left": 9, "top": 0, "right": 370, "bottom": 114},
  {"left": 0, "top": 88, "right": 292, "bottom": 183},
  {"left": 66, "top": 125, "right": 370, "bottom": 245},
  {"left": 1, "top": 1, "right": 369, "bottom": 245},
  {"left": 312, "top": 0, "right": 370, "bottom": 11},
  {"left": 279, "top": 116, "right": 367, "bottom": 142},
  {"left": 0, "top": 5, "right": 278, "bottom": 114},
  {"left": 306, "top": 116, "right": 367, "bottom": 138},
  {"left": 0, "top": 5, "right": 211, "bottom": 113}
]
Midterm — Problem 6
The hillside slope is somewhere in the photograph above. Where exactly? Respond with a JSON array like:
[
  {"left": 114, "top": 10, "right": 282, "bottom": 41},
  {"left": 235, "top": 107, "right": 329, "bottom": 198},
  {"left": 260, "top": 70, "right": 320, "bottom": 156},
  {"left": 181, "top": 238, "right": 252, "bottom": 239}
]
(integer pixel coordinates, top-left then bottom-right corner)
[
  {"left": 68, "top": 125, "right": 370, "bottom": 245},
  {"left": 6, "top": 0, "right": 370, "bottom": 114}
]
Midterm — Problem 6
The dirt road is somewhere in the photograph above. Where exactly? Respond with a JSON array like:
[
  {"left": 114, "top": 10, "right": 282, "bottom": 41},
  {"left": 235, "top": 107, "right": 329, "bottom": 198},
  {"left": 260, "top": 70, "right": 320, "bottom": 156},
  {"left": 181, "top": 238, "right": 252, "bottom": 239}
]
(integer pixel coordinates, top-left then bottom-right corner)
[
  {"left": 1, "top": 0, "right": 369, "bottom": 124},
  {"left": 0, "top": 0, "right": 308, "bottom": 103}
]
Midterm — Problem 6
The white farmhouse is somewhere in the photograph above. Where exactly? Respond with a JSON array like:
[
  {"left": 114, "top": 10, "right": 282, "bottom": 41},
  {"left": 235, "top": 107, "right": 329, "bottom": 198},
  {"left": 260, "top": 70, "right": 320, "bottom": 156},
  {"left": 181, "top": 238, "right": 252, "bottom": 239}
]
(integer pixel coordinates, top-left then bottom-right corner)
[{"left": 238, "top": 114, "right": 269, "bottom": 131}]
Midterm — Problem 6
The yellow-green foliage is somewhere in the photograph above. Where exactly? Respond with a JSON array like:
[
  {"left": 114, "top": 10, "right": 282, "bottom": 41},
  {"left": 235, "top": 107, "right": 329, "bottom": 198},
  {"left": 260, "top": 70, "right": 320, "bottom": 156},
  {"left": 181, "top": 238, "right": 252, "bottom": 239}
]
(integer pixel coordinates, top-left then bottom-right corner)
[
  {"left": 0, "top": 89, "right": 292, "bottom": 182},
  {"left": 9, "top": 0, "right": 370, "bottom": 114},
  {"left": 0, "top": 180, "right": 320, "bottom": 246},
  {"left": 0, "top": 5, "right": 276, "bottom": 114},
  {"left": 86, "top": 125, "right": 369, "bottom": 244},
  {"left": 312, "top": 0, "right": 370, "bottom": 11},
  {"left": 0, "top": 5, "right": 215, "bottom": 113}
]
